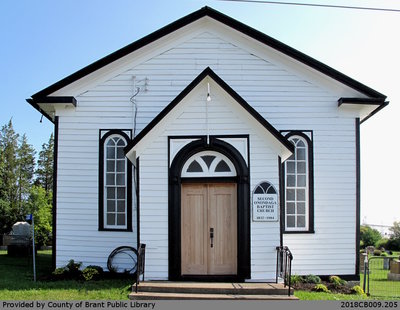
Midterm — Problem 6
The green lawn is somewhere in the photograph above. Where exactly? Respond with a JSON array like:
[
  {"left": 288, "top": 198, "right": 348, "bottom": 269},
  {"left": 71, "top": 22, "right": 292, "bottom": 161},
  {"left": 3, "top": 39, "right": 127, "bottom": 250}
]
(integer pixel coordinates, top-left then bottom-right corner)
[
  {"left": 1, "top": 250, "right": 398, "bottom": 300},
  {"left": 0, "top": 250, "right": 133, "bottom": 300},
  {"left": 360, "top": 255, "right": 400, "bottom": 299}
]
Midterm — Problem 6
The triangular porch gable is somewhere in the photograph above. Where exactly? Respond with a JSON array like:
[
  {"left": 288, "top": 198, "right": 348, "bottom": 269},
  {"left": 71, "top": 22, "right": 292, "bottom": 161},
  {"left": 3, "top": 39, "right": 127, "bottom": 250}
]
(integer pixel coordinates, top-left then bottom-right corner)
[{"left": 124, "top": 67, "right": 294, "bottom": 162}]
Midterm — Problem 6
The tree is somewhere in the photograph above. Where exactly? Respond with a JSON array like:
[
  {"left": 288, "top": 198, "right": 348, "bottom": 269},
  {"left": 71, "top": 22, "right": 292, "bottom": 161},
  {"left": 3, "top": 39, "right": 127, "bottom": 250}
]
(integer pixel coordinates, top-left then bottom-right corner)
[
  {"left": 35, "top": 133, "right": 54, "bottom": 194},
  {"left": 0, "top": 120, "right": 19, "bottom": 234},
  {"left": 360, "top": 225, "right": 382, "bottom": 248},
  {"left": 389, "top": 221, "right": 400, "bottom": 239},
  {"left": 0, "top": 119, "right": 19, "bottom": 203},
  {"left": 27, "top": 185, "right": 52, "bottom": 246},
  {"left": 16, "top": 134, "right": 36, "bottom": 217}
]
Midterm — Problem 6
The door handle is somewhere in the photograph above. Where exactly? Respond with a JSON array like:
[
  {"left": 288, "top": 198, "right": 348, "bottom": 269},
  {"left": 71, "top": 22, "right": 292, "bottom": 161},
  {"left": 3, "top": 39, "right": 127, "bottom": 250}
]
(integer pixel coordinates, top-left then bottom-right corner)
[{"left": 210, "top": 227, "right": 214, "bottom": 248}]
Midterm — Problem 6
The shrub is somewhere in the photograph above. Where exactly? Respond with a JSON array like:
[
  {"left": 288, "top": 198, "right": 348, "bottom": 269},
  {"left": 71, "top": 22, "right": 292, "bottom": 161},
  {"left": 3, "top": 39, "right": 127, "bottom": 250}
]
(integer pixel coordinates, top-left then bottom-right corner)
[
  {"left": 381, "top": 251, "right": 388, "bottom": 257},
  {"left": 386, "top": 238, "right": 400, "bottom": 251},
  {"left": 351, "top": 285, "right": 366, "bottom": 295},
  {"left": 313, "top": 284, "right": 330, "bottom": 293},
  {"left": 86, "top": 265, "right": 103, "bottom": 274},
  {"left": 373, "top": 249, "right": 382, "bottom": 256},
  {"left": 66, "top": 260, "right": 82, "bottom": 279},
  {"left": 329, "top": 275, "right": 347, "bottom": 287},
  {"left": 52, "top": 267, "right": 68, "bottom": 280},
  {"left": 304, "top": 274, "right": 321, "bottom": 284},
  {"left": 290, "top": 274, "right": 304, "bottom": 285},
  {"left": 82, "top": 267, "right": 101, "bottom": 281}
]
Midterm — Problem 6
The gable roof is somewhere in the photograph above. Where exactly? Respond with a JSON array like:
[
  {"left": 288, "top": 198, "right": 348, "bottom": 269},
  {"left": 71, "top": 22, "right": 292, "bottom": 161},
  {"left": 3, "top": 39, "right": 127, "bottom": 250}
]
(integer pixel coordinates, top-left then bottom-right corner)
[
  {"left": 124, "top": 67, "right": 294, "bottom": 159},
  {"left": 30, "top": 6, "right": 386, "bottom": 101}
]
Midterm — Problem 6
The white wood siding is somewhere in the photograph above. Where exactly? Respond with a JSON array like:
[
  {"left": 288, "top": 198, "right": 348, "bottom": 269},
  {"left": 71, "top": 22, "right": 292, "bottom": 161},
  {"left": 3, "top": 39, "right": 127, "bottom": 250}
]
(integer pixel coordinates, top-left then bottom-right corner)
[
  {"left": 56, "top": 118, "right": 137, "bottom": 270},
  {"left": 55, "top": 30, "right": 357, "bottom": 277}
]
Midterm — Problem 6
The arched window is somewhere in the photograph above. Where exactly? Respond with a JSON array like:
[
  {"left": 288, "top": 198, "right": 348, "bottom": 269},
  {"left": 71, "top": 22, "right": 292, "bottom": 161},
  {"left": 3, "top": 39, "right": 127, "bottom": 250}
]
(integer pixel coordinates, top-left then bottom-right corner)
[
  {"left": 99, "top": 130, "right": 132, "bottom": 231},
  {"left": 284, "top": 134, "right": 313, "bottom": 232},
  {"left": 181, "top": 151, "right": 236, "bottom": 177},
  {"left": 254, "top": 181, "right": 277, "bottom": 194}
]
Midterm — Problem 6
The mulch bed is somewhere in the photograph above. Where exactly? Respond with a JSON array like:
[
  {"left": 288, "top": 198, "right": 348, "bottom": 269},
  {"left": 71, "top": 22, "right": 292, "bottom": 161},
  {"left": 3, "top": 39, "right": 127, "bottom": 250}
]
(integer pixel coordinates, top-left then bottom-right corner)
[{"left": 293, "top": 282, "right": 354, "bottom": 294}]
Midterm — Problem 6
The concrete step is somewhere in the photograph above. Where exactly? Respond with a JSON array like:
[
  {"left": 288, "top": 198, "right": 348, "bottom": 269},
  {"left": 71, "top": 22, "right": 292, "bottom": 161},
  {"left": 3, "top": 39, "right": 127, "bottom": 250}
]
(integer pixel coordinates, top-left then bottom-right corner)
[
  {"left": 134, "top": 281, "right": 292, "bottom": 295},
  {"left": 130, "top": 291, "right": 299, "bottom": 300},
  {"left": 130, "top": 282, "right": 296, "bottom": 300}
]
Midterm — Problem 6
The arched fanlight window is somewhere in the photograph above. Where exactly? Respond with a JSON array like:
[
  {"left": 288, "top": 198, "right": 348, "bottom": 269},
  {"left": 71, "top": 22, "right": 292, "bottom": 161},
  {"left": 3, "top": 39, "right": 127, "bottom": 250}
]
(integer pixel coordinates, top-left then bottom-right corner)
[
  {"left": 254, "top": 181, "right": 277, "bottom": 194},
  {"left": 181, "top": 151, "right": 236, "bottom": 177}
]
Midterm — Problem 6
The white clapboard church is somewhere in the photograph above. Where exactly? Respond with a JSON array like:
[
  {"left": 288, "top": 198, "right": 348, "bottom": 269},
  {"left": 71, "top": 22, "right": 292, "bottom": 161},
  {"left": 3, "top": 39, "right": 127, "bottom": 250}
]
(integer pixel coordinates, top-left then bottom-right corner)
[{"left": 27, "top": 7, "right": 387, "bottom": 282}]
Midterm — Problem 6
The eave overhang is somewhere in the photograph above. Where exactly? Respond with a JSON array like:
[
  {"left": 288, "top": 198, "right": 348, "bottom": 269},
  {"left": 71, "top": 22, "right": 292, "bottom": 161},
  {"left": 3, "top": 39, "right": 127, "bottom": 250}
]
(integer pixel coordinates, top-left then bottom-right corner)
[
  {"left": 26, "top": 96, "right": 77, "bottom": 123},
  {"left": 338, "top": 97, "right": 388, "bottom": 123}
]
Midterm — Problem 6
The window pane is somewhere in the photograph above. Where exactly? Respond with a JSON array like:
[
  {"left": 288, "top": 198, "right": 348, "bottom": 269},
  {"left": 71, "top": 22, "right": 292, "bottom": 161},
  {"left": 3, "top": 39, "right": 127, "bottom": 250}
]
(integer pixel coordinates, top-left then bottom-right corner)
[
  {"left": 267, "top": 186, "right": 276, "bottom": 194},
  {"left": 215, "top": 160, "right": 231, "bottom": 172},
  {"left": 297, "top": 202, "right": 305, "bottom": 215},
  {"left": 117, "top": 200, "right": 125, "bottom": 212},
  {"left": 107, "top": 200, "right": 115, "bottom": 212},
  {"left": 201, "top": 155, "right": 215, "bottom": 168},
  {"left": 187, "top": 160, "right": 203, "bottom": 172},
  {"left": 287, "top": 202, "right": 295, "bottom": 214},
  {"left": 107, "top": 146, "right": 115, "bottom": 159},
  {"left": 116, "top": 160, "right": 125, "bottom": 172},
  {"left": 297, "top": 189, "right": 305, "bottom": 201},
  {"left": 297, "top": 140, "right": 305, "bottom": 147},
  {"left": 107, "top": 139, "right": 115, "bottom": 146},
  {"left": 117, "top": 214, "right": 125, "bottom": 226},
  {"left": 117, "top": 188, "right": 125, "bottom": 199},
  {"left": 287, "top": 216, "right": 295, "bottom": 228},
  {"left": 106, "top": 173, "right": 115, "bottom": 185},
  {"left": 286, "top": 161, "right": 295, "bottom": 173},
  {"left": 106, "top": 160, "right": 115, "bottom": 172},
  {"left": 297, "top": 162, "right": 306, "bottom": 173},
  {"left": 117, "top": 138, "right": 125, "bottom": 146},
  {"left": 297, "top": 175, "right": 306, "bottom": 187},
  {"left": 117, "top": 147, "right": 124, "bottom": 159},
  {"left": 297, "top": 216, "right": 306, "bottom": 227},
  {"left": 116, "top": 173, "right": 125, "bottom": 185},
  {"left": 287, "top": 175, "right": 295, "bottom": 187},
  {"left": 107, "top": 187, "right": 115, "bottom": 199},
  {"left": 286, "top": 189, "right": 295, "bottom": 201},
  {"left": 107, "top": 213, "right": 115, "bottom": 226},
  {"left": 297, "top": 148, "right": 306, "bottom": 160}
]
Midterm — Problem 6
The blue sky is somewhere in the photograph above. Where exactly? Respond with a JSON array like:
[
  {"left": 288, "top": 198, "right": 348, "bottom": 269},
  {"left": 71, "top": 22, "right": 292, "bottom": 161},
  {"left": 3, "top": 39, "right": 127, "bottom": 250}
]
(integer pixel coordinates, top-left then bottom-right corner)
[{"left": 1, "top": 0, "right": 399, "bottom": 227}]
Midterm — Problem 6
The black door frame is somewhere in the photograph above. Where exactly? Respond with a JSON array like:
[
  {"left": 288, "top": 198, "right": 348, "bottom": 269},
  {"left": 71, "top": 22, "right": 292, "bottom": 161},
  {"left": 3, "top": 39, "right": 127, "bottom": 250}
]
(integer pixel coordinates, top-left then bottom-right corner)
[{"left": 168, "top": 136, "right": 250, "bottom": 281}]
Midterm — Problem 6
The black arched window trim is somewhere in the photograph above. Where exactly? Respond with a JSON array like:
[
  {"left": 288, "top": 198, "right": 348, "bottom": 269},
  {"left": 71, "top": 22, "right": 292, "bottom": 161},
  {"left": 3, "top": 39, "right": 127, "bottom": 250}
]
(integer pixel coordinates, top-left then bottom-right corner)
[
  {"left": 99, "top": 129, "right": 133, "bottom": 232},
  {"left": 281, "top": 131, "right": 314, "bottom": 234}
]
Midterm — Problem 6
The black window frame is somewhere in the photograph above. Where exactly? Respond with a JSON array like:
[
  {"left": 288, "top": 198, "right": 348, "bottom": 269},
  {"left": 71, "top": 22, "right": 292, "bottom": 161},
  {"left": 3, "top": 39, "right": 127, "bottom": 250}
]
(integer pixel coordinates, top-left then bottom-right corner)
[
  {"left": 281, "top": 131, "right": 314, "bottom": 234},
  {"left": 99, "top": 129, "right": 133, "bottom": 232}
]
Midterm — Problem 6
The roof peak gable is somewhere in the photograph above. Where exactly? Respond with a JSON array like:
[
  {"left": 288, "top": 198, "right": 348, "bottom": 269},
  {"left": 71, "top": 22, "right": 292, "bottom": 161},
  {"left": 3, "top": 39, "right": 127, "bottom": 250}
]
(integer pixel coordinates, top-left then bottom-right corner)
[{"left": 30, "top": 6, "right": 386, "bottom": 101}]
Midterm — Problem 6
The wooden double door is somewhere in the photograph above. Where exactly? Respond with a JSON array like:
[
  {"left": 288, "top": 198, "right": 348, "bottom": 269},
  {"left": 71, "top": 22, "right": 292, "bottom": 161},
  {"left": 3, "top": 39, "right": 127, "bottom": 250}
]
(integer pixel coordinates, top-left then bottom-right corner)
[{"left": 181, "top": 183, "right": 237, "bottom": 276}]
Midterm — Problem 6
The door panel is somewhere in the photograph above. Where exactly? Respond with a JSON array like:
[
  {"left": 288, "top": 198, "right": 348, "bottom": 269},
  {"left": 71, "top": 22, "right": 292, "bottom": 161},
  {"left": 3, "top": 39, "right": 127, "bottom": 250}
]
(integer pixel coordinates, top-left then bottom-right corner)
[
  {"left": 181, "top": 184, "right": 208, "bottom": 275},
  {"left": 181, "top": 183, "right": 237, "bottom": 276},
  {"left": 208, "top": 184, "right": 237, "bottom": 274}
]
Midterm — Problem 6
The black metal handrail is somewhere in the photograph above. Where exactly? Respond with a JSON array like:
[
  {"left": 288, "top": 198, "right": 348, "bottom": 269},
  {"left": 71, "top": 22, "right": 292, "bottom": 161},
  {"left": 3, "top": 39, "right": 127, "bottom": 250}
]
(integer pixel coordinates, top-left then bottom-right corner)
[
  {"left": 135, "top": 243, "right": 146, "bottom": 293},
  {"left": 276, "top": 246, "right": 293, "bottom": 296}
]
